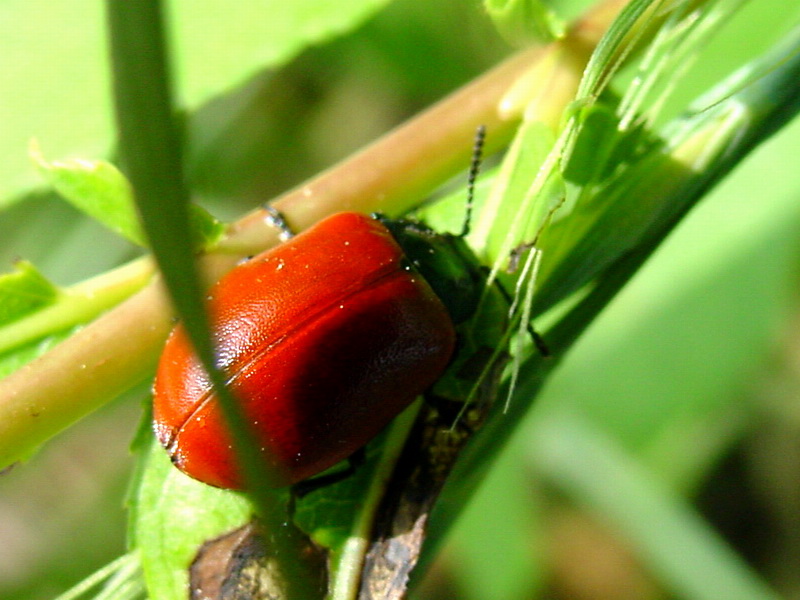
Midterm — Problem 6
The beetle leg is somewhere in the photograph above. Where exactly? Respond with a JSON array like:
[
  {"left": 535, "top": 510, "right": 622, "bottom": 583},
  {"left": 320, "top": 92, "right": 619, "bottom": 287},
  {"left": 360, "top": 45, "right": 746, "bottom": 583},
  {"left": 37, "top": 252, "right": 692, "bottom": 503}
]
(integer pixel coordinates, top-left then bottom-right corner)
[
  {"left": 488, "top": 268, "right": 550, "bottom": 357},
  {"left": 263, "top": 205, "right": 295, "bottom": 241},
  {"left": 290, "top": 447, "right": 367, "bottom": 499}
]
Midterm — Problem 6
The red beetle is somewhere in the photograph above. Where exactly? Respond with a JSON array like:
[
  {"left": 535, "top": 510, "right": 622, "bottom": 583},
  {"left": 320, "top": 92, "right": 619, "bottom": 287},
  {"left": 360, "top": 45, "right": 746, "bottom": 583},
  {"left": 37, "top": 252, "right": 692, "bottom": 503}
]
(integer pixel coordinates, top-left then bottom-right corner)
[{"left": 153, "top": 211, "right": 483, "bottom": 489}]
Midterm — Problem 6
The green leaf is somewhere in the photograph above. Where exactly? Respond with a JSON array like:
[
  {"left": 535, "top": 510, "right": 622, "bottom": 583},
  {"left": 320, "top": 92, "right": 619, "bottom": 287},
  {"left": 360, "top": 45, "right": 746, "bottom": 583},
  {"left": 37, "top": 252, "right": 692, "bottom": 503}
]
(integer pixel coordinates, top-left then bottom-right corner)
[
  {"left": 188, "top": 205, "right": 226, "bottom": 250},
  {"left": 134, "top": 441, "right": 252, "bottom": 600},
  {"left": 0, "top": 258, "right": 154, "bottom": 364},
  {"left": 0, "top": 331, "right": 71, "bottom": 380},
  {"left": 474, "top": 119, "right": 562, "bottom": 264},
  {"left": 0, "top": 260, "right": 59, "bottom": 326},
  {"left": 31, "top": 144, "right": 147, "bottom": 246},
  {"left": 0, "top": 1, "right": 110, "bottom": 203},
  {"left": 1, "top": 0, "right": 393, "bottom": 204},
  {"left": 576, "top": 0, "right": 662, "bottom": 100},
  {"left": 172, "top": 0, "right": 396, "bottom": 106},
  {"left": 530, "top": 412, "right": 782, "bottom": 600},
  {"left": 537, "top": 106, "right": 800, "bottom": 486},
  {"left": 561, "top": 104, "right": 625, "bottom": 186},
  {"left": 484, "top": 0, "right": 565, "bottom": 46},
  {"left": 292, "top": 436, "right": 387, "bottom": 550},
  {"left": 31, "top": 144, "right": 224, "bottom": 249}
]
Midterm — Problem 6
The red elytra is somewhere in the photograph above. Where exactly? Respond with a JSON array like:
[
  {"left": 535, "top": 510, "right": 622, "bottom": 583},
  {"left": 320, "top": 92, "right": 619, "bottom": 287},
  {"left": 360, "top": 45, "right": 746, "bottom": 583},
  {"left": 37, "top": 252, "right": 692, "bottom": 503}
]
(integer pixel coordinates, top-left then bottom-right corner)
[{"left": 153, "top": 212, "right": 456, "bottom": 489}]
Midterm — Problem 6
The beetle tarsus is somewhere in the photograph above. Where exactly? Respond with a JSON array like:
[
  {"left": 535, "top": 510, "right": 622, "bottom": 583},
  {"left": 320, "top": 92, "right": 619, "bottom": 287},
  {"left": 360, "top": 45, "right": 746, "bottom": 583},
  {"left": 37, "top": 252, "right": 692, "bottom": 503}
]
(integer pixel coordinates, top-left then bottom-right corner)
[{"left": 263, "top": 205, "right": 294, "bottom": 241}]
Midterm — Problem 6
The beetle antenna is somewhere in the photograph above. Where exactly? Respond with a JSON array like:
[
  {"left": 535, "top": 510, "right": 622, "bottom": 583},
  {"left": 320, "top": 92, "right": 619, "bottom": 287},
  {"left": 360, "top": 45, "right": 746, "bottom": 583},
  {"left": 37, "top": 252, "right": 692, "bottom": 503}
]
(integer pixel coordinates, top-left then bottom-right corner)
[{"left": 460, "top": 124, "right": 486, "bottom": 238}]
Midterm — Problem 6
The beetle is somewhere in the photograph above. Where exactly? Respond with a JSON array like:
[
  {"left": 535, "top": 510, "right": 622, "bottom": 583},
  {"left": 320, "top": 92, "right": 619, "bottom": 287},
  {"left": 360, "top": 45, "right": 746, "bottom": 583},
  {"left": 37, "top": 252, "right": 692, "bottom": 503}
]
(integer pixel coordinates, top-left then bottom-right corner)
[
  {"left": 153, "top": 126, "right": 493, "bottom": 490},
  {"left": 152, "top": 210, "right": 487, "bottom": 490}
]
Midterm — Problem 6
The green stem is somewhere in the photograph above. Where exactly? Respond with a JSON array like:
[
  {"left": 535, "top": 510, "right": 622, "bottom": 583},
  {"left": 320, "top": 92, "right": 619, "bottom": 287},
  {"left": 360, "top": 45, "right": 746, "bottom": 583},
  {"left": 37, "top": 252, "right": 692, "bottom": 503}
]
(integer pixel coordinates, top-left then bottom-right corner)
[
  {"left": 105, "top": 1, "right": 319, "bottom": 597},
  {"left": 0, "top": 258, "right": 154, "bottom": 354},
  {"left": 0, "top": 0, "right": 630, "bottom": 511}
]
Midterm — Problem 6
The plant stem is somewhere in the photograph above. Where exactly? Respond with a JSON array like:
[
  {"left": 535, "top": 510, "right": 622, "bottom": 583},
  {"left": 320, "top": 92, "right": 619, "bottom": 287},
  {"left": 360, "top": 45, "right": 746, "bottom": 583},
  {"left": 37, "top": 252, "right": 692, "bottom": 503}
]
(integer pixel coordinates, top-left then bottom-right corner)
[
  {"left": 0, "top": 257, "right": 155, "bottom": 355},
  {"left": 0, "top": 46, "right": 535, "bottom": 468},
  {"left": 0, "top": 0, "right": 631, "bottom": 478},
  {"left": 105, "top": 1, "right": 321, "bottom": 596},
  {"left": 219, "top": 45, "right": 545, "bottom": 253}
]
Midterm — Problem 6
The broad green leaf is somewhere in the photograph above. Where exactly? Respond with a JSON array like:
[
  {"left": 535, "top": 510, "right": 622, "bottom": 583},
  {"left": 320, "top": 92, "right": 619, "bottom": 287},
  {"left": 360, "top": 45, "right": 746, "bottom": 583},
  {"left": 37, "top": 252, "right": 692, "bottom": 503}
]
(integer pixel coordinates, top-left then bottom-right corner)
[
  {"left": 0, "top": 260, "right": 59, "bottom": 325},
  {"left": 1, "top": 0, "right": 393, "bottom": 204},
  {"left": 292, "top": 443, "right": 383, "bottom": 550},
  {"left": 171, "top": 0, "right": 395, "bottom": 106},
  {"left": 0, "top": 1, "right": 110, "bottom": 203},
  {"left": 32, "top": 146, "right": 224, "bottom": 249},
  {"left": 134, "top": 441, "right": 251, "bottom": 600},
  {"left": 32, "top": 146, "right": 147, "bottom": 246}
]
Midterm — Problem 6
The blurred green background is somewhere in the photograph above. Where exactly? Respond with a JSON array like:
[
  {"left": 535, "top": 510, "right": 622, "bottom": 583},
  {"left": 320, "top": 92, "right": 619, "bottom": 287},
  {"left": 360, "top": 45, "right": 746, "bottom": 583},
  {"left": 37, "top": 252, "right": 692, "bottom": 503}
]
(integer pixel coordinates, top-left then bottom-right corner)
[{"left": 2, "top": 0, "right": 800, "bottom": 598}]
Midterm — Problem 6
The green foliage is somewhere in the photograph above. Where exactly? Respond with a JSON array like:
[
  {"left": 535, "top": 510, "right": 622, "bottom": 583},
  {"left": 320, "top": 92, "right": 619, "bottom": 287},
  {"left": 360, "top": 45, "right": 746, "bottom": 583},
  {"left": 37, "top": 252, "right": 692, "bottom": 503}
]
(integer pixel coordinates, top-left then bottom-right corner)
[
  {"left": 169, "top": 0, "right": 396, "bottom": 106},
  {"left": 0, "top": 0, "right": 394, "bottom": 204},
  {"left": 292, "top": 438, "right": 387, "bottom": 549},
  {"left": 133, "top": 441, "right": 251, "bottom": 600},
  {"left": 0, "top": 329, "right": 73, "bottom": 380},
  {"left": 0, "top": 260, "right": 59, "bottom": 325},
  {"left": 532, "top": 413, "right": 783, "bottom": 600},
  {"left": 474, "top": 119, "right": 562, "bottom": 263},
  {"left": 4, "top": 0, "right": 800, "bottom": 599},
  {"left": 484, "top": 0, "right": 566, "bottom": 45},
  {"left": 31, "top": 147, "right": 223, "bottom": 249},
  {"left": 31, "top": 149, "right": 146, "bottom": 246}
]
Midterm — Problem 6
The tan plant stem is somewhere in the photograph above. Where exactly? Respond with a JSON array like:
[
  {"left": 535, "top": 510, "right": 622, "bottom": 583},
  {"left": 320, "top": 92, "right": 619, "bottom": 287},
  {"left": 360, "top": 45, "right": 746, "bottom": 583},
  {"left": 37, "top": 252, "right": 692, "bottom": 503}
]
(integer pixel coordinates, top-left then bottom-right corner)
[{"left": 0, "top": 0, "right": 630, "bottom": 469}]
